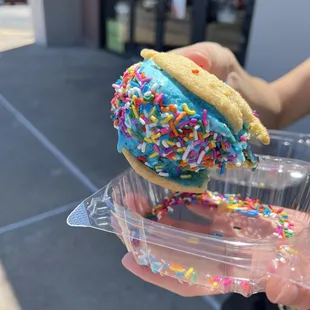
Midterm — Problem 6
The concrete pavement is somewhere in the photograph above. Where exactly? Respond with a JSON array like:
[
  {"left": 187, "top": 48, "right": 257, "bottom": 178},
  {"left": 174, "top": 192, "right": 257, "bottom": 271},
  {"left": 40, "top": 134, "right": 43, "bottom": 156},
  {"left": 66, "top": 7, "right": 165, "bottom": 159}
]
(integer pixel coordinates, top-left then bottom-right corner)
[{"left": 0, "top": 44, "right": 212, "bottom": 310}]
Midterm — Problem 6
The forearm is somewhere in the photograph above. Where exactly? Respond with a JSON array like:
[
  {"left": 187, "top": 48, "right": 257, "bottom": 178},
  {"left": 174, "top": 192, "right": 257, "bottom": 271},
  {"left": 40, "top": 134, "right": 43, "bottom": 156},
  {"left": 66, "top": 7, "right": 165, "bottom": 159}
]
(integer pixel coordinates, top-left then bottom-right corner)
[{"left": 271, "top": 58, "right": 310, "bottom": 128}]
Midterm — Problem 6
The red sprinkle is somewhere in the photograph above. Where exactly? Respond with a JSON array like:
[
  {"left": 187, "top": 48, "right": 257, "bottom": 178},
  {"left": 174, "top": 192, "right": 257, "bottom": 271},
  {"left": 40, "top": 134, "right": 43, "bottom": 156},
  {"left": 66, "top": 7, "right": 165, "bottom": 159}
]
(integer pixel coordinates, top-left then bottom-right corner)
[{"left": 137, "top": 156, "right": 147, "bottom": 162}]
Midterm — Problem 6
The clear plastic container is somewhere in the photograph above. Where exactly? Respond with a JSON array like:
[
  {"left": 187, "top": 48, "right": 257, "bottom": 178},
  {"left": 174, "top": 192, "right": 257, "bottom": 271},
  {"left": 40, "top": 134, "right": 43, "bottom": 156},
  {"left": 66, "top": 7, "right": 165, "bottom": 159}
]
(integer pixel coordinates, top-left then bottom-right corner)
[{"left": 67, "top": 130, "right": 310, "bottom": 297}]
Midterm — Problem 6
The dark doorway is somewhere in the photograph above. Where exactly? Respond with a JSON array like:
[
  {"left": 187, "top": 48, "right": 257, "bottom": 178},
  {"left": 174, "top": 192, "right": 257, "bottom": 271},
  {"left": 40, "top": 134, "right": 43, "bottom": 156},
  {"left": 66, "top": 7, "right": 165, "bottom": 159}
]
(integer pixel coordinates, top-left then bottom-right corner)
[{"left": 100, "top": 0, "right": 255, "bottom": 66}]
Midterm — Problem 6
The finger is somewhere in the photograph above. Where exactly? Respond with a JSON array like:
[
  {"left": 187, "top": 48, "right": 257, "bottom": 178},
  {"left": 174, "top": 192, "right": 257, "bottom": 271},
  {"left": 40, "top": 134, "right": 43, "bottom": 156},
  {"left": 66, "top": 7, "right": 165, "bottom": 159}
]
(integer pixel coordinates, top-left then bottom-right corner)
[
  {"left": 266, "top": 277, "right": 310, "bottom": 310},
  {"left": 122, "top": 252, "right": 216, "bottom": 297},
  {"left": 170, "top": 42, "right": 234, "bottom": 81},
  {"left": 170, "top": 44, "right": 212, "bottom": 72}
]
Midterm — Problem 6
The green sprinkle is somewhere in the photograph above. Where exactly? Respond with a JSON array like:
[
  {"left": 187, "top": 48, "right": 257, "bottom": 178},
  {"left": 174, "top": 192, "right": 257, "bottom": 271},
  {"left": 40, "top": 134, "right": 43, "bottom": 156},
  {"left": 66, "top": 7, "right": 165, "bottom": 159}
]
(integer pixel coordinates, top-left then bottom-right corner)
[
  {"left": 192, "top": 271, "right": 197, "bottom": 283},
  {"left": 155, "top": 111, "right": 161, "bottom": 118},
  {"left": 200, "top": 123, "right": 206, "bottom": 134},
  {"left": 135, "top": 131, "right": 144, "bottom": 140},
  {"left": 233, "top": 226, "right": 241, "bottom": 230},
  {"left": 144, "top": 95, "right": 154, "bottom": 101}
]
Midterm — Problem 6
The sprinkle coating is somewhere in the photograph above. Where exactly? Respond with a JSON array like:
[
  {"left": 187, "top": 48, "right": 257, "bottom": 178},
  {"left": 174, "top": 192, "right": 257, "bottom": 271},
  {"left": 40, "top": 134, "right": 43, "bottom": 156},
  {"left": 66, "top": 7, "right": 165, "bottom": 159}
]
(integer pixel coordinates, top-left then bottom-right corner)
[
  {"left": 146, "top": 191, "right": 294, "bottom": 239},
  {"left": 111, "top": 60, "right": 261, "bottom": 183}
]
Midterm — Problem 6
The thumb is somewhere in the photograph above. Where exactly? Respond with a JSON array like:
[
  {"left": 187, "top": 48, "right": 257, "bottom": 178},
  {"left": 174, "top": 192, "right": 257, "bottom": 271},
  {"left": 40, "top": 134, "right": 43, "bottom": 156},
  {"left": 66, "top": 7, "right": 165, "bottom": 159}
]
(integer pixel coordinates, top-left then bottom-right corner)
[
  {"left": 226, "top": 71, "right": 244, "bottom": 92},
  {"left": 266, "top": 277, "right": 310, "bottom": 310},
  {"left": 226, "top": 71, "right": 256, "bottom": 106}
]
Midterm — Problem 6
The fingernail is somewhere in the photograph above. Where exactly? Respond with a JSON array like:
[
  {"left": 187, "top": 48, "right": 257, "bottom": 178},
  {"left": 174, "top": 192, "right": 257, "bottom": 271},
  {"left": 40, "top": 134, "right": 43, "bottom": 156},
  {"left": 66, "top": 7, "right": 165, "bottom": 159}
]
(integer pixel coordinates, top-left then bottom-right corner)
[{"left": 273, "top": 282, "right": 299, "bottom": 305}]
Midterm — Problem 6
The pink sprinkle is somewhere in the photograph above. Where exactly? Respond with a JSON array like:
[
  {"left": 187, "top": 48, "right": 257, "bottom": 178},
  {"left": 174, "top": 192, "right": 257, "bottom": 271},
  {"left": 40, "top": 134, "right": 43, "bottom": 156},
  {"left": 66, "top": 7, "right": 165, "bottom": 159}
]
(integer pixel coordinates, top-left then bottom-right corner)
[
  {"left": 190, "top": 118, "right": 197, "bottom": 125},
  {"left": 125, "top": 98, "right": 131, "bottom": 102},
  {"left": 223, "top": 278, "right": 233, "bottom": 286},
  {"left": 175, "top": 111, "right": 180, "bottom": 117},
  {"left": 135, "top": 72, "right": 142, "bottom": 81},
  {"left": 240, "top": 136, "right": 247, "bottom": 142},
  {"left": 214, "top": 276, "right": 221, "bottom": 282},
  {"left": 112, "top": 84, "right": 120, "bottom": 89},
  {"left": 194, "top": 140, "right": 202, "bottom": 146},
  {"left": 202, "top": 109, "right": 208, "bottom": 126},
  {"left": 241, "top": 281, "right": 248, "bottom": 287},
  {"left": 253, "top": 110, "right": 259, "bottom": 117},
  {"left": 225, "top": 142, "right": 230, "bottom": 149},
  {"left": 189, "top": 151, "right": 198, "bottom": 158},
  {"left": 154, "top": 145, "right": 160, "bottom": 153},
  {"left": 155, "top": 93, "right": 164, "bottom": 103},
  {"left": 160, "top": 128, "right": 169, "bottom": 134}
]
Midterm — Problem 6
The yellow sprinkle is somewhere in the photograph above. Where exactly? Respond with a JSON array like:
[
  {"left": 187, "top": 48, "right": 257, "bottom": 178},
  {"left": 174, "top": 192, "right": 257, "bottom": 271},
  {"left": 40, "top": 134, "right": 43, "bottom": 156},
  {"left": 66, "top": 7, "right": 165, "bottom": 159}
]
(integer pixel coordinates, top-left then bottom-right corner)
[
  {"left": 180, "top": 175, "right": 192, "bottom": 179},
  {"left": 166, "top": 140, "right": 175, "bottom": 146},
  {"left": 189, "top": 133, "right": 194, "bottom": 138},
  {"left": 172, "top": 156, "right": 177, "bottom": 160},
  {"left": 203, "top": 133, "right": 210, "bottom": 139},
  {"left": 188, "top": 238, "right": 198, "bottom": 244},
  {"left": 150, "top": 115, "right": 158, "bottom": 123},
  {"left": 183, "top": 103, "right": 196, "bottom": 115},
  {"left": 152, "top": 133, "right": 161, "bottom": 140},
  {"left": 132, "top": 106, "right": 138, "bottom": 118},
  {"left": 155, "top": 165, "right": 164, "bottom": 169},
  {"left": 218, "top": 201, "right": 227, "bottom": 213},
  {"left": 227, "top": 205, "right": 238, "bottom": 210},
  {"left": 127, "top": 128, "right": 132, "bottom": 135},
  {"left": 213, "top": 282, "right": 218, "bottom": 287},
  {"left": 185, "top": 267, "right": 194, "bottom": 278},
  {"left": 149, "top": 152, "right": 159, "bottom": 158},
  {"left": 287, "top": 247, "right": 298, "bottom": 255},
  {"left": 176, "top": 148, "right": 185, "bottom": 153},
  {"left": 150, "top": 107, "right": 156, "bottom": 116},
  {"left": 161, "top": 115, "right": 173, "bottom": 124},
  {"left": 183, "top": 137, "right": 189, "bottom": 142},
  {"left": 144, "top": 137, "right": 153, "bottom": 143}
]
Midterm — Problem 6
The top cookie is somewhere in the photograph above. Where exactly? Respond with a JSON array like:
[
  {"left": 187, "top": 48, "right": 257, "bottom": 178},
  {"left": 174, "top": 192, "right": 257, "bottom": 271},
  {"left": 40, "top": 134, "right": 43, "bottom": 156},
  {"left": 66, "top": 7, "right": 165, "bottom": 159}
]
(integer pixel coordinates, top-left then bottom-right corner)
[{"left": 141, "top": 49, "right": 269, "bottom": 144}]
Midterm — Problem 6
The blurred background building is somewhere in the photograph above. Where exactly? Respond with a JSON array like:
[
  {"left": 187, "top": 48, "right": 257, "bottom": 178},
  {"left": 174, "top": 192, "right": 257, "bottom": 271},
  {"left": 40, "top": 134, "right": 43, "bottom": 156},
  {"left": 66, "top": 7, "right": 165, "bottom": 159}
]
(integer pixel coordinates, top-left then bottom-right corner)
[{"left": 30, "top": 0, "right": 252, "bottom": 65}]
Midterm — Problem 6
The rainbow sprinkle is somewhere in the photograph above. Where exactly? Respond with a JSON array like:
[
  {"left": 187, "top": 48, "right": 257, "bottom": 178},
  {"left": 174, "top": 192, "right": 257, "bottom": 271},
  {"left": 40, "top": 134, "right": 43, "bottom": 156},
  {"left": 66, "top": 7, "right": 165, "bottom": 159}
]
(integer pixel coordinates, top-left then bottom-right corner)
[
  {"left": 146, "top": 191, "right": 294, "bottom": 239},
  {"left": 134, "top": 247, "right": 251, "bottom": 295},
  {"left": 110, "top": 62, "right": 259, "bottom": 179}
]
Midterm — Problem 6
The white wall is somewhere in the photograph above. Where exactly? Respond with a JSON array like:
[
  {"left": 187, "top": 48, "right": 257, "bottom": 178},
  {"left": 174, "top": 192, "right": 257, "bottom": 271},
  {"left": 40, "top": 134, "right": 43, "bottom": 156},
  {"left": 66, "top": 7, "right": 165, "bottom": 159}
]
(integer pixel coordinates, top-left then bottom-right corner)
[
  {"left": 245, "top": 0, "right": 310, "bottom": 132},
  {"left": 29, "top": 0, "right": 47, "bottom": 45}
]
